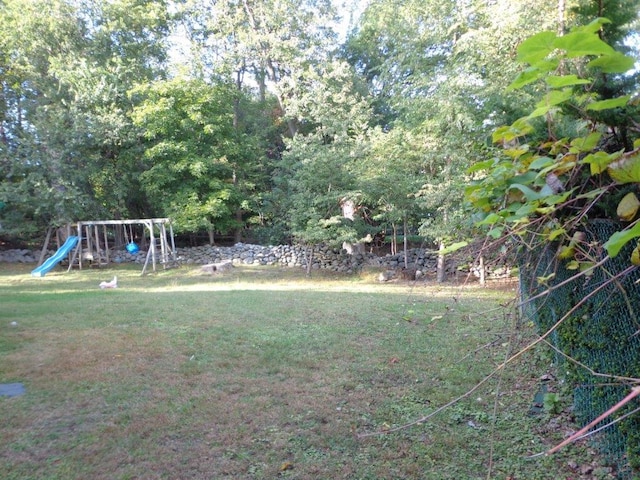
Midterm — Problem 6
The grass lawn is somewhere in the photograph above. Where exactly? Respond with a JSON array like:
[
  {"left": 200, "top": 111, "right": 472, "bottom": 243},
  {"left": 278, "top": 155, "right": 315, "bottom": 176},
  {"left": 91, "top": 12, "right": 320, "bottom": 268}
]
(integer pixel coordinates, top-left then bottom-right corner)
[{"left": 0, "top": 263, "right": 598, "bottom": 479}]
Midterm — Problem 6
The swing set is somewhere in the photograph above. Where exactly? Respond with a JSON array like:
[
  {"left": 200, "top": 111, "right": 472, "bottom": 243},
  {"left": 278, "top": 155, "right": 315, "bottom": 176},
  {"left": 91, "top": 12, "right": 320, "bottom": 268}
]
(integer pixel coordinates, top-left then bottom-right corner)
[{"left": 37, "top": 218, "right": 177, "bottom": 275}]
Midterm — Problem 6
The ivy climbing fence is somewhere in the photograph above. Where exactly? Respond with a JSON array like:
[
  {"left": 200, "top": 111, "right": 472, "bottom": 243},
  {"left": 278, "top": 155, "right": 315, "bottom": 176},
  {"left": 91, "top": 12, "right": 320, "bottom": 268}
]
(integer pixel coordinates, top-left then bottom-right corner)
[{"left": 519, "top": 220, "right": 640, "bottom": 479}]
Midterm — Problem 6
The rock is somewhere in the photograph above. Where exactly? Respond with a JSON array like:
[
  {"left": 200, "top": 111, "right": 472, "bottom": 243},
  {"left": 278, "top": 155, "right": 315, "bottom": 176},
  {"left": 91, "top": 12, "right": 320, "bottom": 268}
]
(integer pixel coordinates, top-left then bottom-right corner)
[
  {"left": 378, "top": 270, "right": 395, "bottom": 282},
  {"left": 201, "top": 260, "right": 234, "bottom": 274}
]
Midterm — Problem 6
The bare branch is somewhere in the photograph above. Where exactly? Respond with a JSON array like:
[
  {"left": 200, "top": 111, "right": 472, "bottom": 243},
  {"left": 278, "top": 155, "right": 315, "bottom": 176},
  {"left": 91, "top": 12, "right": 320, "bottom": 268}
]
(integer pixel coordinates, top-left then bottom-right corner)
[{"left": 545, "top": 386, "right": 640, "bottom": 456}]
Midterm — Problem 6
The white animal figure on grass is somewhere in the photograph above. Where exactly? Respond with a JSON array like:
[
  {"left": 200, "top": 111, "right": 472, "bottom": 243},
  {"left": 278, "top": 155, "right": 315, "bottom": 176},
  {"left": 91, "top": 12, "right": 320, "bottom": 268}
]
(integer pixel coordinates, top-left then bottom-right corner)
[{"left": 99, "top": 276, "right": 118, "bottom": 289}]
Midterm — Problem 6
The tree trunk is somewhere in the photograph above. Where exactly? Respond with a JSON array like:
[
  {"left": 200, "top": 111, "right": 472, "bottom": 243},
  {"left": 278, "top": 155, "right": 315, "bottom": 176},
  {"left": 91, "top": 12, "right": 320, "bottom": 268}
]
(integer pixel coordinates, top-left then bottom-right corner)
[
  {"left": 232, "top": 69, "right": 244, "bottom": 244},
  {"left": 436, "top": 241, "right": 446, "bottom": 283},
  {"left": 557, "top": 0, "right": 566, "bottom": 35},
  {"left": 391, "top": 223, "right": 397, "bottom": 255},
  {"left": 341, "top": 198, "right": 364, "bottom": 255},
  {"left": 403, "top": 216, "right": 408, "bottom": 269},
  {"left": 208, "top": 227, "right": 215, "bottom": 246},
  {"left": 241, "top": 0, "right": 297, "bottom": 137},
  {"left": 305, "top": 245, "right": 314, "bottom": 277},
  {"left": 256, "top": 64, "right": 267, "bottom": 101},
  {"left": 235, "top": 208, "right": 243, "bottom": 243}
]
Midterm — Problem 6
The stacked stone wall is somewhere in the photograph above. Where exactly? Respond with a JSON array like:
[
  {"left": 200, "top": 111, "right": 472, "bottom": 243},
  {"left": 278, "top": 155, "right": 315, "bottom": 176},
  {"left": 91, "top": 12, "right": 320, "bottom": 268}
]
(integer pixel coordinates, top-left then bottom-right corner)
[{"left": 0, "top": 243, "right": 511, "bottom": 279}]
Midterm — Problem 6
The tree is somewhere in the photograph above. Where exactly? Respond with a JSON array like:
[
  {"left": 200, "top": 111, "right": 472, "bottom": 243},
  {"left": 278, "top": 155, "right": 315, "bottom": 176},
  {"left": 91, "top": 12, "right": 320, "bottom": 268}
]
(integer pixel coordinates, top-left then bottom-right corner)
[
  {"left": 0, "top": 0, "right": 173, "bottom": 240},
  {"left": 342, "top": 0, "right": 563, "bottom": 264},
  {"left": 0, "top": 0, "right": 92, "bottom": 236},
  {"left": 130, "top": 78, "right": 249, "bottom": 242},
  {"left": 51, "top": 0, "right": 172, "bottom": 219},
  {"left": 170, "top": 0, "right": 343, "bottom": 242},
  {"left": 175, "top": 0, "right": 338, "bottom": 135},
  {"left": 358, "top": 126, "right": 426, "bottom": 260},
  {"left": 466, "top": 16, "right": 640, "bottom": 265},
  {"left": 277, "top": 60, "right": 375, "bottom": 249}
]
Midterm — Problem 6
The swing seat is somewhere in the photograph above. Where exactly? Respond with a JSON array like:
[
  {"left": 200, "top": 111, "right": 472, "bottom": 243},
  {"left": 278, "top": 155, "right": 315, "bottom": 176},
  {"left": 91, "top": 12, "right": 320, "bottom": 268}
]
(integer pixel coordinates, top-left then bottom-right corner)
[{"left": 126, "top": 242, "right": 140, "bottom": 254}]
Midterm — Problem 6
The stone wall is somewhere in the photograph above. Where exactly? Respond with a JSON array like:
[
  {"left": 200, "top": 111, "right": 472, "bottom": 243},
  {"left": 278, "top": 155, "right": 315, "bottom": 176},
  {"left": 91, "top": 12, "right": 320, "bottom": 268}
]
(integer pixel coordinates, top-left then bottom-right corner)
[
  {"left": 1, "top": 243, "right": 440, "bottom": 275},
  {"left": 176, "top": 243, "right": 442, "bottom": 275},
  {"left": 1, "top": 242, "right": 511, "bottom": 279},
  {"left": 0, "top": 249, "right": 37, "bottom": 263}
]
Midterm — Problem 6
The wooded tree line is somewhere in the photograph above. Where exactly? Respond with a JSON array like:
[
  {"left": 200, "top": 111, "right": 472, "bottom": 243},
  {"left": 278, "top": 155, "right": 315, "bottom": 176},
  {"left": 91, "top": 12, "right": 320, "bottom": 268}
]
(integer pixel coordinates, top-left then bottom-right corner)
[{"left": 0, "top": 0, "right": 638, "bottom": 248}]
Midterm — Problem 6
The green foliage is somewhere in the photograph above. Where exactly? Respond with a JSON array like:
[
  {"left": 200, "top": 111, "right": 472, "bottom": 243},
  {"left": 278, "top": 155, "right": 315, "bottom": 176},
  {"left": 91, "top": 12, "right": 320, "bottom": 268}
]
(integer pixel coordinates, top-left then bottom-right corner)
[
  {"left": 278, "top": 60, "right": 375, "bottom": 246},
  {"left": 521, "top": 223, "right": 640, "bottom": 476},
  {"left": 543, "top": 392, "right": 562, "bottom": 414},
  {"left": 130, "top": 78, "right": 245, "bottom": 234},
  {"left": 0, "top": 0, "right": 173, "bottom": 238},
  {"left": 479, "top": 13, "right": 640, "bottom": 476},
  {"left": 343, "top": 0, "right": 563, "bottom": 249},
  {"left": 466, "top": 18, "right": 640, "bottom": 265}
]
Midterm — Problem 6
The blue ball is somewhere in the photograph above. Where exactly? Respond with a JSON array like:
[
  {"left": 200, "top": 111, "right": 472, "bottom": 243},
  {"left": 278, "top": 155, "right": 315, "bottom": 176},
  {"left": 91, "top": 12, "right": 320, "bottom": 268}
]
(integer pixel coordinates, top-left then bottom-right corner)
[{"left": 126, "top": 242, "right": 139, "bottom": 254}]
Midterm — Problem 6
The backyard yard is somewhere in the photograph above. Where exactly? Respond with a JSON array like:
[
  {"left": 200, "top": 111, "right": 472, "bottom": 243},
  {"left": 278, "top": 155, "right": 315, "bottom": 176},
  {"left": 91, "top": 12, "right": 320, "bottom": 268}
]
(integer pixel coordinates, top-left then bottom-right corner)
[{"left": 0, "top": 264, "right": 603, "bottom": 479}]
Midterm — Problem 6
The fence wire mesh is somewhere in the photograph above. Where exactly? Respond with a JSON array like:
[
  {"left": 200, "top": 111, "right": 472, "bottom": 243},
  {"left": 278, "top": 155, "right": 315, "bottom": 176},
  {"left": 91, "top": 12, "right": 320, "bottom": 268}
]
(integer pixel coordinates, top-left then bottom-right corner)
[{"left": 519, "top": 220, "right": 640, "bottom": 479}]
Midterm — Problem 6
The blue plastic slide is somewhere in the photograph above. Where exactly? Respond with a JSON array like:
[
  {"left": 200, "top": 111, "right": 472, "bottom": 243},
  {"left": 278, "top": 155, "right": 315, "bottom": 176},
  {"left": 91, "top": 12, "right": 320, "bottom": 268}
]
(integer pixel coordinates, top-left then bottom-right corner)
[{"left": 31, "top": 236, "right": 79, "bottom": 277}]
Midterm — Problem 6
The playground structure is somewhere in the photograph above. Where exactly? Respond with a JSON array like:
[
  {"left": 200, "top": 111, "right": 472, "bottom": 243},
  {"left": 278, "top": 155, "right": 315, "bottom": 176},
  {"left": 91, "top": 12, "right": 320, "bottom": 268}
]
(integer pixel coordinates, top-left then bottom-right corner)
[{"left": 33, "top": 218, "right": 177, "bottom": 276}]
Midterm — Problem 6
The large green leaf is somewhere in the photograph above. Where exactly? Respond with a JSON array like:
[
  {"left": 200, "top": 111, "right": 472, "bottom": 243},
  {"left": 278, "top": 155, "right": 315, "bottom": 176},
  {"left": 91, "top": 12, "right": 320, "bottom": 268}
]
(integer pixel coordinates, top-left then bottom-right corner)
[
  {"left": 580, "top": 17, "right": 612, "bottom": 34},
  {"left": 554, "top": 31, "right": 615, "bottom": 58},
  {"left": 569, "top": 132, "right": 601, "bottom": 153},
  {"left": 538, "top": 89, "right": 574, "bottom": 107},
  {"left": 529, "top": 156, "right": 554, "bottom": 170},
  {"left": 507, "top": 184, "right": 543, "bottom": 202},
  {"left": 586, "top": 95, "right": 630, "bottom": 111},
  {"left": 516, "top": 31, "right": 557, "bottom": 64},
  {"left": 587, "top": 52, "right": 635, "bottom": 73},
  {"left": 581, "top": 150, "right": 622, "bottom": 175},
  {"left": 508, "top": 67, "right": 546, "bottom": 90},
  {"left": 492, "top": 118, "right": 534, "bottom": 143},
  {"left": 508, "top": 60, "right": 560, "bottom": 91},
  {"left": 527, "top": 89, "right": 574, "bottom": 118},
  {"left": 545, "top": 75, "right": 591, "bottom": 88},
  {"left": 607, "top": 149, "right": 640, "bottom": 183},
  {"left": 476, "top": 213, "right": 503, "bottom": 226},
  {"left": 527, "top": 104, "right": 553, "bottom": 119},
  {"left": 604, "top": 222, "right": 640, "bottom": 257},
  {"left": 466, "top": 159, "right": 496, "bottom": 174},
  {"left": 509, "top": 171, "right": 538, "bottom": 186}
]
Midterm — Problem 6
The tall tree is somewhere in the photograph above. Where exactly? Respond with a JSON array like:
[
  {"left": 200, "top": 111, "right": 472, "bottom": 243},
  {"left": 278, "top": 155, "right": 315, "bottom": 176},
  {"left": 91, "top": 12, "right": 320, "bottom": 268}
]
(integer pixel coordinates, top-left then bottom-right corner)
[
  {"left": 52, "top": 0, "right": 172, "bottom": 219},
  {"left": 176, "top": 0, "right": 338, "bottom": 135},
  {"left": 0, "top": 0, "right": 173, "bottom": 240},
  {"left": 343, "top": 0, "right": 562, "bottom": 251},
  {"left": 277, "top": 60, "right": 375, "bottom": 248},
  {"left": 0, "top": 0, "right": 91, "bottom": 236},
  {"left": 130, "top": 78, "right": 243, "bottom": 241},
  {"left": 565, "top": 0, "right": 640, "bottom": 151}
]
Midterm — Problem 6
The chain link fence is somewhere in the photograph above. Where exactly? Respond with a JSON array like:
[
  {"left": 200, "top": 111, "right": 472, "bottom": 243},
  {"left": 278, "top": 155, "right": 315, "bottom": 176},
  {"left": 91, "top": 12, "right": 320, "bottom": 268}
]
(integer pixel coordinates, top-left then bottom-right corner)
[{"left": 519, "top": 220, "right": 640, "bottom": 479}]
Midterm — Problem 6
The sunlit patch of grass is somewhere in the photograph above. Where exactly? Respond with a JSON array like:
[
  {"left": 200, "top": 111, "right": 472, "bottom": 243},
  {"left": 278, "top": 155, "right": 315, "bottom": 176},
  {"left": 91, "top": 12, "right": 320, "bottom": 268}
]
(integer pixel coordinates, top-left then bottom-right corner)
[{"left": 0, "top": 263, "right": 590, "bottom": 479}]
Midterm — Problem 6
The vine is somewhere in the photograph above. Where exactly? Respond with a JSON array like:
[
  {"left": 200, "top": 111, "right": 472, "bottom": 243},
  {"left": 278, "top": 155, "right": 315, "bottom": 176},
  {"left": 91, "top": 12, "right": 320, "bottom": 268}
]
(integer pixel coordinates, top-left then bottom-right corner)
[
  {"left": 466, "top": 16, "right": 640, "bottom": 474},
  {"left": 466, "top": 18, "right": 639, "bottom": 266}
]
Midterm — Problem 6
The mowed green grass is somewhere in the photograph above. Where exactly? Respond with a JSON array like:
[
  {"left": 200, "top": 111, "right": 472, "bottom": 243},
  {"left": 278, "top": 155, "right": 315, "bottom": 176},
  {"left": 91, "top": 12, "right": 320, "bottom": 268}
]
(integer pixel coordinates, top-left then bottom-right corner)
[{"left": 0, "top": 263, "right": 588, "bottom": 479}]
